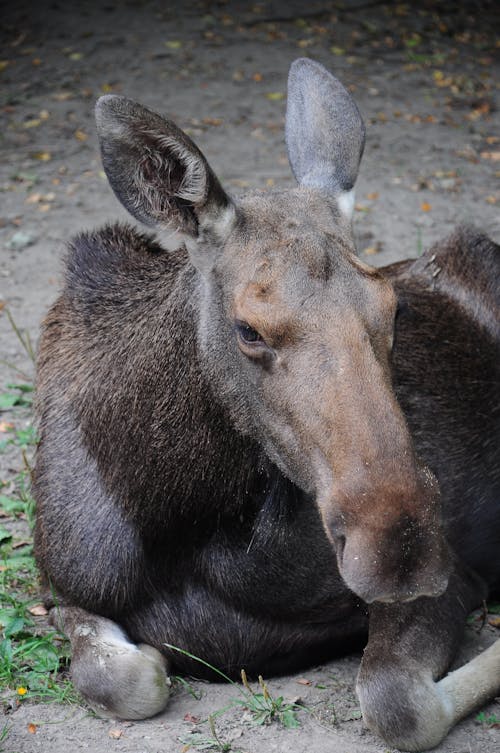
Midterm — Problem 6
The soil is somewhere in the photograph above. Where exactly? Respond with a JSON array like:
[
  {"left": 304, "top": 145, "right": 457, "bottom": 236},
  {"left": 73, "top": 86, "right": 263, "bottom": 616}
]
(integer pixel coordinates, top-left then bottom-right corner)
[{"left": 1, "top": 1, "right": 499, "bottom": 752}]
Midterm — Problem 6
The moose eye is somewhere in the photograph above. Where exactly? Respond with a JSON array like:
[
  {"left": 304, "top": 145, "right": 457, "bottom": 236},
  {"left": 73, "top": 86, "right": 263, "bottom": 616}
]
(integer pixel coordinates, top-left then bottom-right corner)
[{"left": 235, "top": 320, "right": 263, "bottom": 344}]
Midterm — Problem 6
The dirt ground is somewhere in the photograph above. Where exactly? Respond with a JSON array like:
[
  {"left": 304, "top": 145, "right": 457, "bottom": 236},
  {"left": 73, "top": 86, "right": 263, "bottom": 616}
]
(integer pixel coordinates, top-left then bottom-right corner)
[{"left": 1, "top": 1, "right": 499, "bottom": 752}]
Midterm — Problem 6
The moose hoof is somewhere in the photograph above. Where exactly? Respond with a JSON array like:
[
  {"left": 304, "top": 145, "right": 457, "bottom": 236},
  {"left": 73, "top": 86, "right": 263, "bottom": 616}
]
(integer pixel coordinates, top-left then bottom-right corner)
[
  {"left": 55, "top": 609, "right": 171, "bottom": 720},
  {"left": 356, "top": 665, "right": 453, "bottom": 752}
]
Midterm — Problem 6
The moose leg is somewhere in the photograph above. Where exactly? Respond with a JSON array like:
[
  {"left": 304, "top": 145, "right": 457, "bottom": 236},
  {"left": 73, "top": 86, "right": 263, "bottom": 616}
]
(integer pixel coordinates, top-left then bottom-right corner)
[
  {"left": 356, "top": 564, "right": 500, "bottom": 751},
  {"left": 50, "top": 606, "right": 171, "bottom": 719}
]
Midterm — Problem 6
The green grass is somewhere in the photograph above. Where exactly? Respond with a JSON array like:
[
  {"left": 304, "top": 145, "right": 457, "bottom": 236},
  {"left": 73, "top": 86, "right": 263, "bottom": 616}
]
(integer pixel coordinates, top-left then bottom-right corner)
[
  {"left": 167, "top": 644, "right": 303, "bottom": 729},
  {"left": 0, "top": 379, "right": 78, "bottom": 710}
]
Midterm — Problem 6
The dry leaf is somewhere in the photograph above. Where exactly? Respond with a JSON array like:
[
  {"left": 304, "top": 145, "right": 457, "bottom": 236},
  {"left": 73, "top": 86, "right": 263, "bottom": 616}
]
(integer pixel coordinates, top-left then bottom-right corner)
[
  {"left": 29, "top": 604, "right": 48, "bottom": 616},
  {"left": 0, "top": 61, "right": 9, "bottom": 72},
  {"left": 421, "top": 202, "right": 432, "bottom": 212},
  {"left": 488, "top": 615, "right": 500, "bottom": 628},
  {"left": 74, "top": 130, "right": 88, "bottom": 141},
  {"left": 28, "top": 723, "right": 37, "bottom": 734},
  {"left": 366, "top": 192, "right": 379, "bottom": 200},
  {"left": 480, "top": 151, "right": 500, "bottom": 161},
  {"left": 252, "top": 72, "right": 262, "bottom": 82},
  {"left": 0, "top": 421, "right": 14, "bottom": 432},
  {"left": 24, "top": 119, "right": 41, "bottom": 129},
  {"left": 32, "top": 151, "right": 51, "bottom": 161},
  {"left": 108, "top": 728, "right": 123, "bottom": 739},
  {"left": 296, "top": 677, "right": 311, "bottom": 685},
  {"left": 183, "top": 712, "right": 200, "bottom": 723},
  {"left": 266, "top": 92, "right": 284, "bottom": 101}
]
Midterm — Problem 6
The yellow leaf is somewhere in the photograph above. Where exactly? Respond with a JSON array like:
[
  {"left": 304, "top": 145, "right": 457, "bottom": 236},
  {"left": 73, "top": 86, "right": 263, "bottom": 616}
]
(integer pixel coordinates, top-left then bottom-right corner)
[
  {"left": 266, "top": 92, "right": 284, "bottom": 101},
  {"left": 421, "top": 202, "right": 432, "bottom": 212},
  {"left": 366, "top": 192, "right": 379, "bottom": 200},
  {"left": 28, "top": 723, "right": 37, "bottom": 734},
  {"left": 101, "top": 83, "right": 114, "bottom": 92},
  {"left": 330, "top": 46, "right": 345, "bottom": 56},
  {"left": 74, "top": 129, "right": 88, "bottom": 141},
  {"left": 32, "top": 151, "right": 51, "bottom": 161},
  {"left": 24, "top": 119, "right": 41, "bottom": 129},
  {"left": 165, "top": 40, "right": 182, "bottom": 49},
  {"left": 69, "top": 52, "right": 83, "bottom": 60},
  {"left": 0, "top": 61, "right": 9, "bottom": 72}
]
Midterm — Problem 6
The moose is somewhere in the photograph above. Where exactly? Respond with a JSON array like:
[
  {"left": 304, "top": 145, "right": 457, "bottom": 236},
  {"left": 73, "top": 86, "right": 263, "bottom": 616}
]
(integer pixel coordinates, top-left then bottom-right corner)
[{"left": 33, "top": 59, "right": 500, "bottom": 751}]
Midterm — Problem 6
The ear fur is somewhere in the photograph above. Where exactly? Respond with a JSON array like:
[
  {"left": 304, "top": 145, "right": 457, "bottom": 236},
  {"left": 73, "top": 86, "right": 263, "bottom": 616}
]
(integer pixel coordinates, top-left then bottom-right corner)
[
  {"left": 95, "top": 95, "right": 234, "bottom": 241},
  {"left": 286, "top": 58, "right": 366, "bottom": 220}
]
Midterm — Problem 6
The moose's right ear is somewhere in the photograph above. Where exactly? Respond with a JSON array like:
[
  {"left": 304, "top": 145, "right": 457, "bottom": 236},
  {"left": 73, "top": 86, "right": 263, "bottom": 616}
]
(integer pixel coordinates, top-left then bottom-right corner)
[
  {"left": 95, "top": 95, "right": 235, "bottom": 242},
  {"left": 286, "top": 59, "right": 366, "bottom": 221}
]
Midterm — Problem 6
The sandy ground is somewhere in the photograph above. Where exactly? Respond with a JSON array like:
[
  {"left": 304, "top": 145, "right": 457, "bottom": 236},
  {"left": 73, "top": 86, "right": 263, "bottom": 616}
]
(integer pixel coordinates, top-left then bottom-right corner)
[{"left": 1, "top": 1, "right": 499, "bottom": 751}]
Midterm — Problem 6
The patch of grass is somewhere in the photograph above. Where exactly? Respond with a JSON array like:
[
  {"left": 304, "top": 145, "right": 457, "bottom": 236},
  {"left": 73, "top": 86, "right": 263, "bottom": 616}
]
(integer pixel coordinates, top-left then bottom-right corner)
[
  {"left": 476, "top": 711, "right": 500, "bottom": 727},
  {"left": 166, "top": 644, "right": 303, "bottom": 729},
  {"left": 236, "top": 669, "right": 300, "bottom": 728},
  {"left": 0, "top": 363, "right": 78, "bottom": 709}
]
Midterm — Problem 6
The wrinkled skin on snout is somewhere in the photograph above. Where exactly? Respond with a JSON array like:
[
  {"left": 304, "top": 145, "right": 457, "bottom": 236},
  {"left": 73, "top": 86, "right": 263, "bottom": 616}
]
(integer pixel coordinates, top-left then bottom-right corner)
[{"left": 196, "top": 188, "right": 452, "bottom": 605}]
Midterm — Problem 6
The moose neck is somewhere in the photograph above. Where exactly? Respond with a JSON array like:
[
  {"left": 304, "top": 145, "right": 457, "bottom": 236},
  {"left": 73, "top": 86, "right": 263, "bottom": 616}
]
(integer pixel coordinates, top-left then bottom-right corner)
[{"left": 77, "top": 241, "right": 267, "bottom": 534}]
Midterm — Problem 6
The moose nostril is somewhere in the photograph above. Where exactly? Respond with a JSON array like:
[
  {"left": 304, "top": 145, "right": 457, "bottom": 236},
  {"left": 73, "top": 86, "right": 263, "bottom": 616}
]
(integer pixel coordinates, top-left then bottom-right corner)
[{"left": 334, "top": 534, "right": 346, "bottom": 567}]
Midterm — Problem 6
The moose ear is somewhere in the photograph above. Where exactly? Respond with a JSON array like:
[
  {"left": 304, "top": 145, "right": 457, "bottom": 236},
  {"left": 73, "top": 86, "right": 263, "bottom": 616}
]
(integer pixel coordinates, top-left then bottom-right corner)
[
  {"left": 95, "top": 95, "right": 235, "bottom": 242},
  {"left": 286, "top": 59, "right": 365, "bottom": 221}
]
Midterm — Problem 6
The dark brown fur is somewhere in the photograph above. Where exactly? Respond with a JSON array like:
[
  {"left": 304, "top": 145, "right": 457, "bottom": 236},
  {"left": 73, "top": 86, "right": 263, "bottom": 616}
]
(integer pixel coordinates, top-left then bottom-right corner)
[{"left": 32, "top": 60, "right": 500, "bottom": 750}]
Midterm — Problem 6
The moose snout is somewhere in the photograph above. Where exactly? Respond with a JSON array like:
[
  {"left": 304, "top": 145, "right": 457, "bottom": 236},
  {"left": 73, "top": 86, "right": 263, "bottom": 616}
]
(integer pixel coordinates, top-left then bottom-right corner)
[{"left": 322, "top": 482, "right": 453, "bottom": 604}]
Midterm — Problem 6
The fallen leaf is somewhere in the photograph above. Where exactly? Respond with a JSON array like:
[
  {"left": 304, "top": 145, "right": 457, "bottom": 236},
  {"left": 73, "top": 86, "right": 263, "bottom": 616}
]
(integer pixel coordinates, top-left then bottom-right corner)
[
  {"left": 421, "top": 202, "right": 432, "bottom": 212},
  {"left": 486, "top": 196, "right": 497, "bottom": 205},
  {"left": 183, "top": 712, "right": 200, "bottom": 723},
  {"left": 0, "top": 421, "right": 14, "bottom": 432},
  {"left": 266, "top": 92, "right": 284, "bottom": 101},
  {"left": 296, "top": 677, "right": 311, "bottom": 685},
  {"left": 24, "top": 119, "right": 41, "bottom": 129},
  {"left": 488, "top": 615, "right": 500, "bottom": 628},
  {"left": 480, "top": 151, "right": 500, "bottom": 161},
  {"left": 12, "top": 540, "right": 31, "bottom": 549},
  {"left": 252, "top": 72, "right": 262, "bottom": 82},
  {"left": 165, "top": 40, "right": 182, "bottom": 49},
  {"left": 29, "top": 603, "right": 49, "bottom": 616},
  {"left": 28, "top": 723, "right": 37, "bottom": 734},
  {"left": 74, "top": 129, "right": 88, "bottom": 141},
  {"left": 108, "top": 728, "right": 123, "bottom": 739},
  {"left": 202, "top": 118, "right": 222, "bottom": 126},
  {"left": 32, "top": 151, "right": 51, "bottom": 161},
  {"left": 366, "top": 192, "right": 379, "bottom": 200},
  {"left": 69, "top": 52, "right": 83, "bottom": 60},
  {"left": 0, "top": 61, "right": 9, "bottom": 72}
]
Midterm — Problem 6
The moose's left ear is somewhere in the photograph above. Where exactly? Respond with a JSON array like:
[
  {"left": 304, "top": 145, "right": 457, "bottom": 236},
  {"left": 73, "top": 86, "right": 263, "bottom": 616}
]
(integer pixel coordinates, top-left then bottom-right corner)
[
  {"left": 285, "top": 59, "right": 366, "bottom": 221},
  {"left": 95, "top": 95, "right": 235, "bottom": 243}
]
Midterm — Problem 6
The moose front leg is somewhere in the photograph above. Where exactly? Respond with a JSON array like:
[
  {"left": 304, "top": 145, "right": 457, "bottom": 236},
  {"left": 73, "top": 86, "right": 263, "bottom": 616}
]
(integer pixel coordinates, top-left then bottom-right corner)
[
  {"left": 356, "top": 564, "right": 500, "bottom": 751},
  {"left": 50, "top": 606, "right": 171, "bottom": 719}
]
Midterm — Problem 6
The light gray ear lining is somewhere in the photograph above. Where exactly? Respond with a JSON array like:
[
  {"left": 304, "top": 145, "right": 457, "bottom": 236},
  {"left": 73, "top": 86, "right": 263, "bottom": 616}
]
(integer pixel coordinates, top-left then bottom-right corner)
[
  {"left": 95, "top": 95, "right": 234, "bottom": 239},
  {"left": 285, "top": 58, "right": 366, "bottom": 213}
]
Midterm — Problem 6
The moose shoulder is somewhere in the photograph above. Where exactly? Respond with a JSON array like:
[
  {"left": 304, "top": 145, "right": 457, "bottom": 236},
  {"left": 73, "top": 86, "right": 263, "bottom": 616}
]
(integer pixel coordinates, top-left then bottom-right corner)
[{"left": 33, "top": 59, "right": 500, "bottom": 751}]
